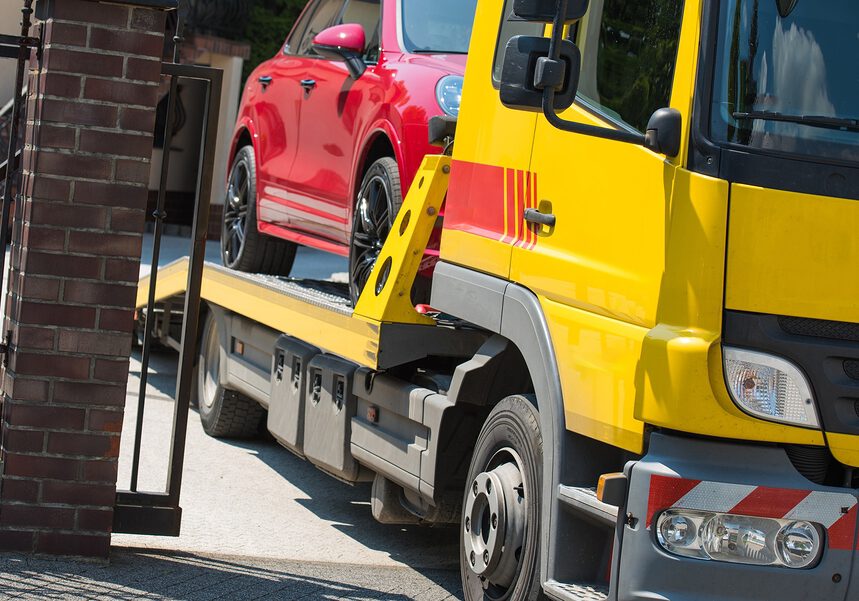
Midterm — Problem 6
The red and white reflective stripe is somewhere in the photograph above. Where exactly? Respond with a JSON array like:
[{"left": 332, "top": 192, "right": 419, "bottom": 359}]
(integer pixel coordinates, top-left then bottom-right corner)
[{"left": 648, "top": 475, "right": 859, "bottom": 551}]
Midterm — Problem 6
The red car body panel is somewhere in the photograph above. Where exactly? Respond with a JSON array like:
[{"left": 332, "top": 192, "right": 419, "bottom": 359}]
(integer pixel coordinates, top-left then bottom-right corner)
[{"left": 229, "top": 0, "right": 467, "bottom": 256}]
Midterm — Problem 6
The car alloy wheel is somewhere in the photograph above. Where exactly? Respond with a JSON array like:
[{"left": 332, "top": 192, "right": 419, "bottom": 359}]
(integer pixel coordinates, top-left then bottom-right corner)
[
  {"left": 223, "top": 155, "right": 250, "bottom": 268},
  {"left": 349, "top": 157, "right": 401, "bottom": 305}
]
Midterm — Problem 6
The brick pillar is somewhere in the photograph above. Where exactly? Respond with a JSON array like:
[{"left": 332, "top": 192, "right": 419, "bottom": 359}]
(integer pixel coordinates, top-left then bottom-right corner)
[{"left": 0, "top": 0, "right": 173, "bottom": 558}]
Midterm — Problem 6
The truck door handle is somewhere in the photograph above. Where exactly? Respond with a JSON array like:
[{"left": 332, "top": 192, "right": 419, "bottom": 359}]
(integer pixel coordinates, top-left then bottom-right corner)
[
  {"left": 258, "top": 75, "right": 273, "bottom": 86},
  {"left": 300, "top": 79, "right": 317, "bottom": 90},
  {"left": 524, "top": 208, "right": 556, "bottom": 227}
]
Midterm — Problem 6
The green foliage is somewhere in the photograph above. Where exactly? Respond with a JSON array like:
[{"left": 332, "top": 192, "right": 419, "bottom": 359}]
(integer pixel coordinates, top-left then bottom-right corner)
[
  {"left": 243, "top": 0, "right": 307, "bottom": 81},
  {"left": 594, "top": 0, "right": 684, "bottom": 132}
]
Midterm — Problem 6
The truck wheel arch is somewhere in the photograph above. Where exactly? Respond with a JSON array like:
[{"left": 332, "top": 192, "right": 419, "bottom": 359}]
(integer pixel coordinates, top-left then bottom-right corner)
[{"left": 430, "top": 261, "right": 567, "bottom": 582}]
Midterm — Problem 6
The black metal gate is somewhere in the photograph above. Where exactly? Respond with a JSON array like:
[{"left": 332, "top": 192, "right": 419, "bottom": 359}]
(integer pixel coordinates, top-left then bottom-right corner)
[
  {"left": 0, "top": 0, "right": 40, "bottom": 301},
  {"left": 113, "top": 19, "right": 223, "bottom": 536}
]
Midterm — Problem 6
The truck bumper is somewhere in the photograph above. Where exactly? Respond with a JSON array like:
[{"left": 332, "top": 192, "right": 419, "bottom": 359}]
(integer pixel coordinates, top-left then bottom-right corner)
[{"left": 616, "top": 433, "right": 858, "bottom": 601}]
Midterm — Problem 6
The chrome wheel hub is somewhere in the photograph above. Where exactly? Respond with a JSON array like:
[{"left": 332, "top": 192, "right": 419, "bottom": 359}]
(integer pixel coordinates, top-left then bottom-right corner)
[{"left": 463, "top": 454, "right": 526, "bottom": 589}]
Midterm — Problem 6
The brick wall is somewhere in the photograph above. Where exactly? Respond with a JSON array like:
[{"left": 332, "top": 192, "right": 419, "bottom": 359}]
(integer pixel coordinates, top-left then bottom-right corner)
[{"left": 0, "top": 0, "right": 169, "bottom": 558}]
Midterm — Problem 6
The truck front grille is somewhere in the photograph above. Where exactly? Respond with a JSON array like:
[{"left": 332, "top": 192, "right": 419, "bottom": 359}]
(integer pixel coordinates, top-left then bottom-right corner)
[{"left": 778, "top": 315, "right": 859, "bottom": 343}]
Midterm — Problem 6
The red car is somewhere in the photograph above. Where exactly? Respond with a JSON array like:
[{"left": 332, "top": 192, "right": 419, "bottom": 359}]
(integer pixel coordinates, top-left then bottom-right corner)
[{"left": 223, "top": 0, "right": 476, "bottom": 301}]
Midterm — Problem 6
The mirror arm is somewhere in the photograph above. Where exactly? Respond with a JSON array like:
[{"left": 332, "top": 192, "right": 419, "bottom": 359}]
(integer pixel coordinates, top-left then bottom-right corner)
[
  {"left": 345, "top": 54, "right": 367, "bottom": 79},
  {"left": 539, "top": 0, "right": 646, "bottom": 146}
]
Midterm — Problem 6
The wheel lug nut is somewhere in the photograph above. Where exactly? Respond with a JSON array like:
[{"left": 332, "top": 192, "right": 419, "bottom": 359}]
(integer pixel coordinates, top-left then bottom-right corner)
[
  {"left": 465, "top": 517, "right": 470, "bottom": 532},
  {"left": 492, "top": 514, "right": 497, "bottom": 529},
  {"left": 483, "top": 550, "right": 490, "bottom": 564},
  {"left": 486, "top": 480, "right": 492, "bottom": 494},
  {"left": 472, "top": 481, "right": 478, "bottom": 496},
  {"left": 470, "top": 551, "right": 476, "bottom": 566}
]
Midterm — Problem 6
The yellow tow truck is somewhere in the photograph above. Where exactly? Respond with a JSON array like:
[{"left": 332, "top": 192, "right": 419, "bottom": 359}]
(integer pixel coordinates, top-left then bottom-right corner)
[{"left": 140, "top": 0, "right": 859, "bottom": 598}]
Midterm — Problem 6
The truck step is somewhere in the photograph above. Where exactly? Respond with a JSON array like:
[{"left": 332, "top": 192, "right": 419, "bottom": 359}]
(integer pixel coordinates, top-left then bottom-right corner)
[
  {"left": 557, "top": 485, "right": 619, "bottom": 527},
  {"left": 543, "top": 580, "right": 608, "bottom": 601}
]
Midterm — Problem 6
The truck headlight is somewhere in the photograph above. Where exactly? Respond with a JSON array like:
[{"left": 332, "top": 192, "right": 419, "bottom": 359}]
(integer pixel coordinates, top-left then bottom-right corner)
[
  {"left": 723, "top": 347, "right": 819, "bottom": 429},
  {"left": 657, "top": 510, "right": 823, "bottom": 569},
  {"left": 436, "top": 75, "right": 463, "bottom": 117}
]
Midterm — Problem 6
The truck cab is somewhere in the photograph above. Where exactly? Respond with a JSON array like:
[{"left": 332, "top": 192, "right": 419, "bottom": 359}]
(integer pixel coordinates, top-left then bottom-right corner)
[{"left": 432, "top": 0, "right": 859, "bottom": 599}]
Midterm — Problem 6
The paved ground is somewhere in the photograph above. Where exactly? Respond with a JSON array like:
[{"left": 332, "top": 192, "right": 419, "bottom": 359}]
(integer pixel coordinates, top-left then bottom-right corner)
[
  {"left": 0, "top": 236, "right": 462, "bottom": 600},
  {"left": 0, "top": 549, "right": 460, "bottom": 600}
]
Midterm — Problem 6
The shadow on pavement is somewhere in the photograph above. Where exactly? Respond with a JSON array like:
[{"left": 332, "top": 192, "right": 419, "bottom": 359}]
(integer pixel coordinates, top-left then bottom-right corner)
[
  {"left": 0, "top": 547, "right": 460, "bottom": 600},
  {"left": 223, "top": 436, "right": 463, "bottom": 597}
]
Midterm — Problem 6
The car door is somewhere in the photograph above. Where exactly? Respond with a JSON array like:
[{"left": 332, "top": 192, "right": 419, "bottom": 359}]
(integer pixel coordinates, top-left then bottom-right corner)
[
  {"left": 254, "top": 0, "right": 323, "bottom": 228},
  {"left": 286, "top": 0, "right": 382, "bottom": 245},
  {"left": 258, "top": 0, "right": 347, "bottom": 230},
  {"left": 508, "top": 0, "right": 689, "bottom": 453}
]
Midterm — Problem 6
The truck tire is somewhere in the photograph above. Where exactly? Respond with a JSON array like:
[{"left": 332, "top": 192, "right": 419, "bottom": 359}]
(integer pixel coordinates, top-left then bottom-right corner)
[
  {"left": 461, "top": 395, "right": 546, "bottom": 601},
  {"left": 222, "top": 145, "right": 297, "bottom": 276},
  {"left": 196, "top": 312, "right": 263, "bottom": 438},
  {"left": 348, "top": 157, "right": 403, "bottom": 305}
]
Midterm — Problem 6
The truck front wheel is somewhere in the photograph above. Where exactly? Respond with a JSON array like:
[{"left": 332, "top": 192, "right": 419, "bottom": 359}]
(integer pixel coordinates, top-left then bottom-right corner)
[{"left": 461, "top": 395, "right": 545, "bottom": 601}]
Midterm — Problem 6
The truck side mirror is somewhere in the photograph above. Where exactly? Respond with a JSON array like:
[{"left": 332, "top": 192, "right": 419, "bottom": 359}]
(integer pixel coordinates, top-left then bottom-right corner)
[
  {"left": 513, "top": 0, "right": 589, "bottom": 22},
  {"left": 312, "top": 24, "right": 368, "bottom": 79},
  {"left": 644, "top": 108, "right": 682, "bottom": 158},
  {"left": 500, "top": 35, "right": 580, "bottom": 113}
]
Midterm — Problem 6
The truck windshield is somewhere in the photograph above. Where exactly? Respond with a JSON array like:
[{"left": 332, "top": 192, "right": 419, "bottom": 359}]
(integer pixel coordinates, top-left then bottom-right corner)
[
  {"left": 400, "top": 0, "right": 478, "bottom": 54},
  {"left": 710, "top": 0, "right": 859, "bottom": 163}
]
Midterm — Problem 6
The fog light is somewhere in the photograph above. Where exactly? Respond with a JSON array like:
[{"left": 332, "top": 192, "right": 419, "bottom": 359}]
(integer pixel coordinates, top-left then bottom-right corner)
[
  {"left": 656, "top": 510, "right": 823, "bottom": 569},
  {"left": 659, "top": 514, "right": 695, "bottom": 547},
  {"left": 776, "top": 521, "right": 821, "bottom": 568},
  {"left": 723, "top": 347, "right": 819, "bottom": 428}
]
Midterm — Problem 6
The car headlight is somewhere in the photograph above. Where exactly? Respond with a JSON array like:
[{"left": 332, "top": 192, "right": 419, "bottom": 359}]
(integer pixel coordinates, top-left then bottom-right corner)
[
  {"left": 657, "top": 510, "right": 823, "bottom": 569},
  {"left": 723, "top": 347, "right": 819, "bottom": 429},
  {"left": 436, "top": 75, "right": 463, "bottom": 117}
]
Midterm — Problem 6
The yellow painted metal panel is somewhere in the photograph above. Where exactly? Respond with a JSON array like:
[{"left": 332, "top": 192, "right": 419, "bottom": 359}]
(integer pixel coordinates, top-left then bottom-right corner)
[
  {"left": 440, "top": 0, "right": 537, "bottom": 278},
  {"left": 136, "top": 260, "right": 189, "bottom": 308},
  {"left": 440, "top": 229, "right": 513, "bottom": 279},
  {"left": 726, "top": 184, "right": 859, "bottom": 324},
  {"left": 828, "top": 434, "right": 859, "bottom": 468},
  {"left": 635, "top": 171, "right": 824, "bottom": 445},
  {"left": 137, "top": 259, "right": 383, "bottom": 368},
  {"left": 353, "top": 156, "right": 447, "bottom": 325},
  {"left": 542, "top": 295, "right": 647, "bottom": 453}
]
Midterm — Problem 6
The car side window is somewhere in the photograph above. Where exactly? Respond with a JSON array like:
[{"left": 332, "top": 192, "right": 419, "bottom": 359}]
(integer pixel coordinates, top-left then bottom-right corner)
[
  {"left": 285, "top": 0, "right": 320, "bottom": 54},
  {"left": 296, "top": 0, "right": 348, "bottom": 56},
  {"left": 492, "top": 0, "right": 545, "bottom": 86},
  {"left": 577, "top": 0, "right": 684, "bottom": 132},
  {"left": 339, "top": 0, "right": 382, "bottom": 62}
]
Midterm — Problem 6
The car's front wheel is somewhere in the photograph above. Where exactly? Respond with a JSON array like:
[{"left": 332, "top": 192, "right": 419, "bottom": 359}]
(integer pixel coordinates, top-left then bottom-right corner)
[
  {"left": 222, "top": 145, "right": 297, "bottom": 275},
  {"left": 348, "top": 157, "right": 402, "bottom": 305}
]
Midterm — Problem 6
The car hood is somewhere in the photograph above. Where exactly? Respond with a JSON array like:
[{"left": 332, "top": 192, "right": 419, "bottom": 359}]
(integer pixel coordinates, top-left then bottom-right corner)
[{"left": 399, "top": 53, "right": 467, "bottom": 75}]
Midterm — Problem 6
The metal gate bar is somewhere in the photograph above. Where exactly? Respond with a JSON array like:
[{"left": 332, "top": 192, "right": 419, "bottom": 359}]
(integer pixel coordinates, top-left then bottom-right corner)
[
  {"left": 0, "top": 0, "right": 39, "bottom": 305},
  {"left": 114, "top": 53, "right": 223, "bottom": 536}
]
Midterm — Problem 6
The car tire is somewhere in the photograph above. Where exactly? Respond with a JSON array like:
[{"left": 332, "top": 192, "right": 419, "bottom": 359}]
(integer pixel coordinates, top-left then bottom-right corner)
[
  {"left": 348, "top": 157, "right": 403, "bottom": 305},
  {"left": 222, "top": 145, "right": 297, "bottom": 276},
  {"left": 461, "top": 395, "right": 547, "bottom": 601},
  {"left": 196, "top": 311, "right": 264, "bottom": 438}
]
